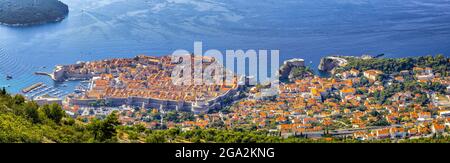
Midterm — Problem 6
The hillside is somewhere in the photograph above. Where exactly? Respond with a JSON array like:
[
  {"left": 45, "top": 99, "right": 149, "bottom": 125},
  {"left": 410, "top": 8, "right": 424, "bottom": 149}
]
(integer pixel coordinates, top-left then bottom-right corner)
[
  {"left": 0, "top": 0, "right": 68, "bottom": 26},
  {"left": 0, "top": 88, "right": 119, "bottom": 143}
]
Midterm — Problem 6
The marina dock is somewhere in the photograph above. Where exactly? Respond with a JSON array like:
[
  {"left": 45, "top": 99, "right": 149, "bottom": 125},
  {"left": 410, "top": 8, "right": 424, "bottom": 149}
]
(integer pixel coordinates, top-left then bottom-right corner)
[
  {"left": 21, "top": 82, "right": 69, "bottom": 100},
  {"left": 22, "top": 82, "right": 44, "bottom": 93}
]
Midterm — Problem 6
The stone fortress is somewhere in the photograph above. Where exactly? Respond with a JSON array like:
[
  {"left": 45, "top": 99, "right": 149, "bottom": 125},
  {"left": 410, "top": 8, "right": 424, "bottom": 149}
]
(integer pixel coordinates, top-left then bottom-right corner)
[{"left": 53, "top": 55, "right": 243, "bottom": 113}]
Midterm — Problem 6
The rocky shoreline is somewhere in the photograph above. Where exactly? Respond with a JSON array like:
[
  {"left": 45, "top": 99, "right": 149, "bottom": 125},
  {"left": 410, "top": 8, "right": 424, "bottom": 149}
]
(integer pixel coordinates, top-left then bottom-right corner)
[
  {"left": 318, "top": 56, "right": 349, "bottom": 74},
  {"left": 279, "top": 59, "right": 305, "bottom": 79},
  {"left": 0, "top": 15, "right": 67, "bottom": 27}
]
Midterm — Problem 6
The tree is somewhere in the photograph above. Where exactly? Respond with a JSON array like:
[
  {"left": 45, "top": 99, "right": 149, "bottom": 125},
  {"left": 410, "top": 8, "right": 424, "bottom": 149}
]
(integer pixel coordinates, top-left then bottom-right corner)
[
  {"left": 166, "top": 111, "right": 178, "bottom": 122},
  {"left": 89, "top": 111, "right": 120, "bottom": 142},
  {"left": 145, "top": 133, "right": 167, "bottom": 143},
  {"left": 415, "top": 94, "right": 430, "bottom": 106},
  {"left": 0, "top": 87, "right": 6, "bottom": 96},
  {"left": 370, "top": 110, "right": 381, "bottom": 117},
  {"left": 50, "top": 103, "right": 65, "bottom": 123},
  {"left": 24, "top": 101, "right": 40, "bottom": 123},
  {"left": 40, "top": 103, "right": 65, "bottom": 124},
  {"left": 360, "top": 77, "right": 369, "bottom": 86},
  {"left": 371, "top": 118, "right": 390, "bottom": 126},
  {"left": 288, "top": 66, "right": 314, "bottom": 82},
  {"left": 13, "top": 95, "right": 25, "bottom": 105},
  {"left": 40, "top": 104, "right": 51, "bottom": 120}
]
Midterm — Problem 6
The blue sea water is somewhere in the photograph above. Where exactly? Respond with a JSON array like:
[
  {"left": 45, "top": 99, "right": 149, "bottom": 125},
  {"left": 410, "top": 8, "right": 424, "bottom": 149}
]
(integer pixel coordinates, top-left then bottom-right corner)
[{"left": 1, "top": 0, "right": 450, "bottom": 93}]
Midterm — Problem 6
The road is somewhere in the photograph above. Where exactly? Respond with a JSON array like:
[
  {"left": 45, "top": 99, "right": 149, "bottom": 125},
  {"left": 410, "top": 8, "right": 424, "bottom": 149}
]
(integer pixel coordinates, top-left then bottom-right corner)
[{"left": 288, "top": 125, "right": 403, "bottom": 138}]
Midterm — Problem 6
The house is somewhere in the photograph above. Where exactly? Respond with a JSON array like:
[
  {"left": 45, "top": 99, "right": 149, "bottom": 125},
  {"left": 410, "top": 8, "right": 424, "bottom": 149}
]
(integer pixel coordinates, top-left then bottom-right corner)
[
  {"left": 425, "top": 67, "right": 433, "bottom": 74},
  {"left": 413, "top": 67, "right": 425, "bottom": 74},
  {"left": 343, "top": 109, "right": 351, "bottom": 114},
  {"left": 340, "top": 88, "right": 356, "bottom": 98},
  {"left": 302, "top": 117, "right": 318, "bottom": 124},
  {"left": 310, "top": 88, "right": 326, "bottom": 101},
  {"left": 438, "top": 110, "right": 450, "bottom": 117},
  {"left": 418, "top": 126, "right": 430, "bottom": 135},
  {"left": 389, "top": 127, "right": 406, "bottom": 138},
  {"left": 375, "top": 128, "right": 390, "bottom": 139},
  {"left": 364, "top": 70, "right": 383, "bottom": 81},
  {"left": 394, "top": 76, "right": 404, "bottom": 82},
  {"left": 364, "top": 133, "right": 376, "bottom": 141},
  {"left": 341, "top": 69, "right": 359, "bottom": 79},
  {"left": 279, "top": 124, "right": 294, "bottom": 135},
  {"left": 434, "top": 95, "right": 450, "bottom": 107},
  {"left": 408, "top": 128, "right": 418, "bottom": 136},
  {"left": 445, "top": 117, "right": 450, "bottom": 127},
  {"left": 416, "top": 74, "right": 434, "bottom": 81},
  {"left": 353, "top": 131, "right": 367, "bottom": 140},
  {"left": 431, "top": 123, "right": 445, "bottom": 134},
  {"left": 399, "top": 70, "right": 410, "bottom": 76},
  {"left": 385, "top": 115, "right": 397, "bottom": 124},
  {"left": 341, "top": 72, "right": 351, "bottom": 79},
  {"left": 276, "top": 116, "right": 288, "bottom": 123},
  {"left": 418, "top": 112, "right": 431, "bottom": 121},
  {"left": 350, "top": 69, "right": 360, "bottom": 76},
  {"left": 92, "top": 78, "right": 109, "bottom": 91}
]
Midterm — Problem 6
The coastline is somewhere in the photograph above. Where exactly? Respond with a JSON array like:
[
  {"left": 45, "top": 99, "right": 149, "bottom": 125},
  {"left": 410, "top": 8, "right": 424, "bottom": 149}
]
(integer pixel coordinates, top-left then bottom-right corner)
[
  {"left": 0, "top": 15, "right": 68, "bottom": 27},
  {"left": 8, "top": 52, "right": 450, "bottom": 143}
]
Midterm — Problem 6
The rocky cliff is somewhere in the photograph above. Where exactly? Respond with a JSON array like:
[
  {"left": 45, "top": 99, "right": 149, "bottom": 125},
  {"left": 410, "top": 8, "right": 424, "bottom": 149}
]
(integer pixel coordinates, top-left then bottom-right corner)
[
  {"left": 279, "top": 58, "right": 313, "bottom": 82},
  {"left": 318, "top": 56, "right": 348, "bottom": 74}
]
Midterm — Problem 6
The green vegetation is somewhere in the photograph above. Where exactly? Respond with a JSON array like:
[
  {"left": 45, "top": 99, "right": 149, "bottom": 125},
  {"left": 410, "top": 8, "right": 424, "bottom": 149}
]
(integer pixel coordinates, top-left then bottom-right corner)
[
  {"left": 88, "top": 112, "right": 121, "bottom": 142},
  {"left": 2, "top": 86, "right": 450, "bottom": 143},
  {"left": 280, "top": 65, "right": 314, "bottom": 83},
  {"left": 0, "top": 90, "right": 388, "bottom": 143},
  {"left": 0, "top": 90, "right": 119, "bottom": 143},
  {"left": 399, "top": 135, "right": 450, "bottom": 143},
  {"left": 119, "top": 127, "right": 450, "bottom": 143},
  {"left": 119, "top": 127, "right": 363, "bottom": 143},
  {"left": 339, "top": 54, "right": 449, "bottom": 76},
  {"left": 289, "top": 66, "right": 314, "bottom": 80},
  {"left": 369, "top": 81, "right": 444, "bottom": 106}
]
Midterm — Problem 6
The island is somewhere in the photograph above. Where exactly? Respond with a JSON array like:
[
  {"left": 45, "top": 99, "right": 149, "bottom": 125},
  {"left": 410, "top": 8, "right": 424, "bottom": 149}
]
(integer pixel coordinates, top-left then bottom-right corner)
[{"left": 0, "top": 0, "right": 69, "bottom": 26}]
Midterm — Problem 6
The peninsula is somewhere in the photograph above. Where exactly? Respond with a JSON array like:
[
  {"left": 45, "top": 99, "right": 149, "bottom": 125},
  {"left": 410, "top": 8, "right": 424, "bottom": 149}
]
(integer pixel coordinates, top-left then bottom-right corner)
[{"left": 0, "top": 0, "right": 69, "bottom": 26}]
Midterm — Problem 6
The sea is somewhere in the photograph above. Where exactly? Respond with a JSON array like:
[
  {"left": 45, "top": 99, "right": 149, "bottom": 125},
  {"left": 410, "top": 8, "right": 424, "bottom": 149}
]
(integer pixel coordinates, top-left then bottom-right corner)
[{"left": 1, "top": 0, "right": 450, "bottom": 94}]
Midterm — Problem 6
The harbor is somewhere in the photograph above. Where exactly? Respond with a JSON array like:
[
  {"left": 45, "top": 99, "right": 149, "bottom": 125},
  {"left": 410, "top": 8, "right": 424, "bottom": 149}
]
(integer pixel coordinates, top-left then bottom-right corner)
[{"left": 21, "top": 82, "right": 73, "bottom": 100}]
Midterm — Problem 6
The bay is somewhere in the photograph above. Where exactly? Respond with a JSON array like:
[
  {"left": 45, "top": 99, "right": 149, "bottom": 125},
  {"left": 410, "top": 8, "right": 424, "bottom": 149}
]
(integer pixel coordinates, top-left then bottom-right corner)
[{"left": 0, "top": 0, "right": 450, "bottom": 93}]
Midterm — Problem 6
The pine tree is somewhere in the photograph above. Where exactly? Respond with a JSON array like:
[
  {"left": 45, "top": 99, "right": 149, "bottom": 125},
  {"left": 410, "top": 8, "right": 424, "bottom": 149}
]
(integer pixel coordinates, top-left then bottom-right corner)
[{"left": 0, "top": 87, "right": 6, "bottom": 95}]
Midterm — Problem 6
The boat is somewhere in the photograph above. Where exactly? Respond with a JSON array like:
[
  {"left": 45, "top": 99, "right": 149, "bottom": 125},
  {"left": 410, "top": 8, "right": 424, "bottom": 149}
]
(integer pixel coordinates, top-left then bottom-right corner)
[{"left": 74, "top": 87, "right": 84, "bottom": 93}]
